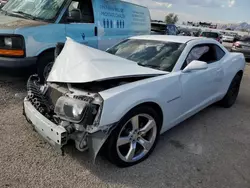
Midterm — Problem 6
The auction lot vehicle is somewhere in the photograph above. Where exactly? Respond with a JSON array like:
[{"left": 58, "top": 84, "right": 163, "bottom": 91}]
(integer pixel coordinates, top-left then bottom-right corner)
[
  {"left": 151, "top": 22, "right": 179, "bottom": 35},
  {"left": 0, "top": 0, "right": 7, "bottom": 8},
  {"left": 200, "top": 31, "right": 223, "bottom": 44},
  {"left": 222, "top": 34, "right": 235, "bottom": 42},
  {"left": 231, "top": 36, "right": 250, "bottom": 59},
  {"left": 23, "top": 36, "right": 245, "bottom": 167},
  {"left": 0, "top": 0, "right": 150, "bottom": 81},
  {"left": 177, "top": 28, "right": 195, "bottom": 36}
]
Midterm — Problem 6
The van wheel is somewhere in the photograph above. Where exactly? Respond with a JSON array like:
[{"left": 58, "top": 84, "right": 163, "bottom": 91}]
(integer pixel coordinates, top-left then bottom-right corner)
[
  {"left": 37, "top": 51, "right": 54, "bottom": 84},
  {"left": 106, "top": 106, "right": 161, "bottom": 167},
  {"left": 219, "top": 74, "right": 242, "bottom": 108}
]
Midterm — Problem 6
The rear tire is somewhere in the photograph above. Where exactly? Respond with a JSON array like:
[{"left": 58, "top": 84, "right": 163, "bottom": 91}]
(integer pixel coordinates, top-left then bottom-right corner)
[
  {"left": 105, "top": 105, "right": 161, "bottom": 167},
  {"left": 219, "top": 74, "right": 242, "bottom": 108}
]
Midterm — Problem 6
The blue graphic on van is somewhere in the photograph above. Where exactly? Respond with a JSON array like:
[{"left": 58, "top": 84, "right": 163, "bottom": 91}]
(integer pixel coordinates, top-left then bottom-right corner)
[
  {"left": 117, "top": 20, "right": 119, "bottom": 28},
  {"left": 82, "top": 33, "right": 85, "bottom": 41},
  {"left": 100, "top": 4, "right": 125, "bottom": 19},
  {"left": 110, "top": 20, "right": 113, "bottom": 28},
  {"left": 103, "top": 19, "right": 106, "bottom": 28},
  {"left": 107, "top": 19, "right": 109, "bottom": 28}
]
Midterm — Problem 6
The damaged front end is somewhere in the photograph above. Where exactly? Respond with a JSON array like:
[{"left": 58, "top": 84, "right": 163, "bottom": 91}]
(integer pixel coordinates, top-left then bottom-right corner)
[{"left": 23, "top": 75, "right": 114, "bottom": 161}]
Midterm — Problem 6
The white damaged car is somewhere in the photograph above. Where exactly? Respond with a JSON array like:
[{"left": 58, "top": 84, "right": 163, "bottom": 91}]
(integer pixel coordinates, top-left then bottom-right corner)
[{"left": 23, "top": 36, "right": 246, "bottom": 167}]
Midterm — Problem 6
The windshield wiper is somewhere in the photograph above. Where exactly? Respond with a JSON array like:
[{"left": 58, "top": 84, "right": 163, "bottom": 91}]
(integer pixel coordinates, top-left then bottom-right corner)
[{"left": 11, "top": 11, "right": 37, "bottom": 20}]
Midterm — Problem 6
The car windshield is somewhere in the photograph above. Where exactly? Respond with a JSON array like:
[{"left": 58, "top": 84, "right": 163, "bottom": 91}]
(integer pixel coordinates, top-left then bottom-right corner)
[
  {"left": 107, "top": 39, "right": 186, "bottom": 72},
  {"left": 202, "top": 32, "right": 219, "bottom": 38},
  {"left": 2, "top": 0, "right": 65, "bottom": 21}
]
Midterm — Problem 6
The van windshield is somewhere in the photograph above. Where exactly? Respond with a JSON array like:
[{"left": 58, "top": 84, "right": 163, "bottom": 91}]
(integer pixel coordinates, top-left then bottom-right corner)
[{"left": 2, "top": 0, "right": 65, "bottom": 21}]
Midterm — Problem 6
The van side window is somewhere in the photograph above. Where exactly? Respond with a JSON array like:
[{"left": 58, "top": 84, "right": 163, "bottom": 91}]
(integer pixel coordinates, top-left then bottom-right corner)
[{"left": 66, "top": 0, "right": 94, "bottom": 23}]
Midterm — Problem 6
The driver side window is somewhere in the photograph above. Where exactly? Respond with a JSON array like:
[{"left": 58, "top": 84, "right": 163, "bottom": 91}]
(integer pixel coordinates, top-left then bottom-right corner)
[
  {"left": 69, "top": 1, "right": 79, "bottom": 11},
  {"left": 181, "top": 44, "right": 225, "bottom": 69},
  {"left": 63, "top": 0, "right": 94, "bottom": 23}
]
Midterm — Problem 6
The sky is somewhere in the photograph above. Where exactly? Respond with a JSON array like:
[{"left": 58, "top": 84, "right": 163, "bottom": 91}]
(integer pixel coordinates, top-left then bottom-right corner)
[{"left": 124, "top": 0, "right": 250, "bottom": 24}]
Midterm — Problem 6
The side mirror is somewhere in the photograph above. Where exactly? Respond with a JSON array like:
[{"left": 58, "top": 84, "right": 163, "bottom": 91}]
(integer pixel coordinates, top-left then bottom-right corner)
[
  {"left": 67, "top": 9, "right": 82, "bottom": 22},
  {"left": 183, "top": 60, "right": 208, "bottom": 73}
]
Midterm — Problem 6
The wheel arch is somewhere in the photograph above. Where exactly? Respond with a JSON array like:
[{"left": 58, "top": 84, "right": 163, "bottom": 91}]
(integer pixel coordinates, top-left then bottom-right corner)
[
  {"left": 37, "top": 48, "right": 55, "bottom": 59},
  {"left": 131, "top": 102, "right": 164, "bottom": 129},
  {"left": 99, "top": 101, "right": 164, "bottom": 166},
  {"left": 236, "top": 70, "right": 243, "bottom": 78},
  {"left": 112, "top": 101, "right": 164, "bottom": 131}
]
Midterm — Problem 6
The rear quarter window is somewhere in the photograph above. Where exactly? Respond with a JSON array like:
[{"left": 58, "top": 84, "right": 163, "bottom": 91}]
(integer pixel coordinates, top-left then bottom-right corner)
[{"left": 214, "top": 45, "right": 225, "bottom": 60}]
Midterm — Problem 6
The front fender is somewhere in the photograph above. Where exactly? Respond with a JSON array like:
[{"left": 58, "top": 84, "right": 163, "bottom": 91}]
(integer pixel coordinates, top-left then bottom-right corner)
[
  {"left": 16, "top": 24, "right": 66, "bottom": 57},
  {"left": 99, "top": 74, "right": 181, "bottom": 127}
]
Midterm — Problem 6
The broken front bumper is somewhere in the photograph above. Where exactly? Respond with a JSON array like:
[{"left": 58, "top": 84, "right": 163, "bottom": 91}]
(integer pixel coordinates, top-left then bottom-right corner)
[
  {"left": 23, "top": 98, "right": 67, "bottom": 153},
  {"left": 23, "top": 97, "right": 116, "bottom": 161}
]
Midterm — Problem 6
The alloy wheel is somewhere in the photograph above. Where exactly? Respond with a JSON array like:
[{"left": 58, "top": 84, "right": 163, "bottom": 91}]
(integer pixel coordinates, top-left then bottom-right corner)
[{"left": 116, "top": 114, "right": 157, "bottom": 163}]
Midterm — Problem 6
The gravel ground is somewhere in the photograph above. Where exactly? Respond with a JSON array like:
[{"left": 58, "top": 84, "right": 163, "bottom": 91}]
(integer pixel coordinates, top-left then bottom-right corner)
[{"left": 0, "top": 65, "right": 250, "bottom": 188}]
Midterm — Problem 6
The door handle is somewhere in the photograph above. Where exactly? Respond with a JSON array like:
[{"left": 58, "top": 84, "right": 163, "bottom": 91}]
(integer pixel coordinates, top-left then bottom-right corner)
[{"left": 94, "top": 26, "right": 98, "bottom": 36}]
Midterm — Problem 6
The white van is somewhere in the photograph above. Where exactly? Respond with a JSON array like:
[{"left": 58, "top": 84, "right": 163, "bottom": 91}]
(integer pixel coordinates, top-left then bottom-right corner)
[{"left": 0, "top": 0, "right": 151, "bottom": 80}]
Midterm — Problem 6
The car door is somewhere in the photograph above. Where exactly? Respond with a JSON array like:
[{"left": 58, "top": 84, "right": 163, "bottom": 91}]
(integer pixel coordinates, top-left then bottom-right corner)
[
  {"left": 179, "top": 43, "right": 225, "bottom": 117},
  {"left": 65, "top": 0, "right": 98, "bottom": 49}
]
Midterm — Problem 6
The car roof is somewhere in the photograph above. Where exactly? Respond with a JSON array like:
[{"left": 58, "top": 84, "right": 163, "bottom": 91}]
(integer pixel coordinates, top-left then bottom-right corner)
[
  {"left": 201, "top": 31, "right": 220, "bottom": 34},
  {"left": 129, "top": 35, "right": 207, "bottom": 44}
]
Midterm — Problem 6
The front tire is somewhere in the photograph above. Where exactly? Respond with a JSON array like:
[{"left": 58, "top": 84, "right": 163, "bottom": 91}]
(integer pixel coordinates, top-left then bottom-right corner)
[
  {"left": 37, "top": 51, "right": 54, "bottom": 84},
  {"left": 106, "top": 106, "right": 161, "bottom": 167},
  {"left": 219, "top": 74, "right": 242, "bottom": 108}
]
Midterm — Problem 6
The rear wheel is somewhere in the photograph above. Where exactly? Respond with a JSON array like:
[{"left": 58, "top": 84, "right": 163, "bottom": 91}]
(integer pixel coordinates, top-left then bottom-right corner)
[
  {"left": 106, "top": 106, "right": 161, "bottom": 167},
  {"left": 219, "top": 74, "right": 242, "bottom": 108}
]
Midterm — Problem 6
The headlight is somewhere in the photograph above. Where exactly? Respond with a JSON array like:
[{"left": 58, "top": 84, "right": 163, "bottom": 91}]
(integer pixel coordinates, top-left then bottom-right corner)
[
  {"left": 0, "top": 35, "right": 25, "bottom": 57},
  {"left": 4, "top": 37, "right": 12, "bottom": 47},
  {"left": 55, "top": 96, "right": 88, "bottom": 123}
]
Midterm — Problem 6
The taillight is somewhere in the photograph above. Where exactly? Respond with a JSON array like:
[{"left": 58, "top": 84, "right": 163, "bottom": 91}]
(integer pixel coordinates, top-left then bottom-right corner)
[{"left": 233, "top": 42, "right": 241, "bottom": 48}]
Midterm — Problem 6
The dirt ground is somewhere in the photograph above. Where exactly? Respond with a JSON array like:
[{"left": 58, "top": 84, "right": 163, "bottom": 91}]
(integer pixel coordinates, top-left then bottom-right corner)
[{"left": 0, "top": 65, "right": 250, "bottom": 188}]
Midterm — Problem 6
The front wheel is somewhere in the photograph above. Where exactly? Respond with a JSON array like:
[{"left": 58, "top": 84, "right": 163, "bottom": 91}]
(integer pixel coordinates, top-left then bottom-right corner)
[
  {"left": 37, "top": 51, "right": 54, "bottom": 84},
  {"left": 105, "top": 106, "right": 161, "bottom": 167}
]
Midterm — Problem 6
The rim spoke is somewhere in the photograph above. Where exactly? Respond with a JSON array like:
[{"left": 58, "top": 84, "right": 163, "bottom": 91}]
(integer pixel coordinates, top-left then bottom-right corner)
[
  {"left": 117, "top": 136, "right": 131, "bottom": 147},
  {"left": 126, "top": 142, "right": 137, "bottom": 160},
  {"left": 138, "top": 137, "right": 152, "bottom": 151},
  {"left": 131, "top": 115, "right": 139, "bottom": 131},
  {"left": 140, "top": 120, "right": 155, "bottom": 134}
]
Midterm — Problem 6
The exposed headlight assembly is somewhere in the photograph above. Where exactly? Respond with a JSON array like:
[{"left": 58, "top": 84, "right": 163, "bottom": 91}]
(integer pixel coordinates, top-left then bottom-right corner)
[
  {"left": 0, "top": 35, "right": 25, "bottom": 57},
  {"left": 55, "top": 96, "right": 89, "bottom": 123}
]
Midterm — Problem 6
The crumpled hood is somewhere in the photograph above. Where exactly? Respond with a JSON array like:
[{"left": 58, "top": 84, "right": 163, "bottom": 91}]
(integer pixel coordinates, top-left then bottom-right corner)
[
  {"left": 0, "top": 13, "right": 47, "bottom": 30},
  {"left": 47, "top": 38, "right": 167, "bottom": 83}
]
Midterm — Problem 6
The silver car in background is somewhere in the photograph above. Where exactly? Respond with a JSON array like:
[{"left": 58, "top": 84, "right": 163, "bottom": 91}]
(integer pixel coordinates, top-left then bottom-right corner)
[
  {"left": 231, "top": 36, "right": 250, "bottom": 59},
  {"left": 200, "top": 31, "right": 223, "bottom": 44}
]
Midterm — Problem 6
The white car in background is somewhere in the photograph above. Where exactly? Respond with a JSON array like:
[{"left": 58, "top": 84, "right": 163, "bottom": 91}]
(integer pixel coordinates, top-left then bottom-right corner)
[
  {"left": 23, "top": 36, "right": 246, "bottom": 167},
  {"left": 222, "top": 34, "right": 235, "bottom": 42}
]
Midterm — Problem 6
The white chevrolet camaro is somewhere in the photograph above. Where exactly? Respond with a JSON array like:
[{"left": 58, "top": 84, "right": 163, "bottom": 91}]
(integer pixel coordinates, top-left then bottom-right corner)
[{"left": 24, "top": 36, "right": 246, "bottom": 167}]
